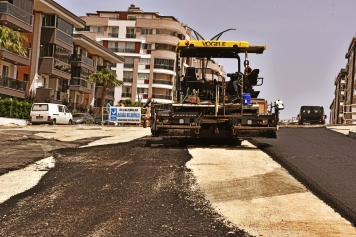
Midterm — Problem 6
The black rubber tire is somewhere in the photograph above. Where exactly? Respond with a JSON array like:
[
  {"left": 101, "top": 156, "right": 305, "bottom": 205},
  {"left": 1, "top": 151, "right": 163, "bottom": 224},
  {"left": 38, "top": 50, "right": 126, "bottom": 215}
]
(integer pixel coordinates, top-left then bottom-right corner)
[{"left": 51, "top": 119, "right": 56, "bottom": 125}]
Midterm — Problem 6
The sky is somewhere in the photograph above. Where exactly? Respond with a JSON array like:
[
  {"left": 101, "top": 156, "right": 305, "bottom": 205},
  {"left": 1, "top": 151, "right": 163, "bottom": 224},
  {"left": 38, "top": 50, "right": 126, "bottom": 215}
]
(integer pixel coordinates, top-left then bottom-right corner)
[{"left": 56, "top": 0, "right": 356, "bottom": 121}]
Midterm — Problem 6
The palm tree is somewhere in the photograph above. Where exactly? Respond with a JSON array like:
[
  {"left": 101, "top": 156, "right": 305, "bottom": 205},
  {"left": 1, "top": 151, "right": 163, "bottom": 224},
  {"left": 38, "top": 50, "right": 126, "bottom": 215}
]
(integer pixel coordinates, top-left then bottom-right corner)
[
  {"left": 0, "top": 26, "right": 28, "bottom": 57},
  {"left": 88, "top": 67, "right": 123, "bottom": 110}
]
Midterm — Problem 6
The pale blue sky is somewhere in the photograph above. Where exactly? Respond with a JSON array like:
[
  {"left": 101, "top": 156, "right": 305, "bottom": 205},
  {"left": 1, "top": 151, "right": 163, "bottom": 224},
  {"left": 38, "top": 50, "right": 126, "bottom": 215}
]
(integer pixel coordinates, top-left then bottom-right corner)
[{"left": 56, "top": 0, "right": 355, "bottom": 120}]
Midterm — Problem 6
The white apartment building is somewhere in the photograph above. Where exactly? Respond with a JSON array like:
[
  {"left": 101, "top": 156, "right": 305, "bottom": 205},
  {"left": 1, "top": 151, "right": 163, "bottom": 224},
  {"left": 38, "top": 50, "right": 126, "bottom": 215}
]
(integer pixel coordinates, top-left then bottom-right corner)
[{"left": 76, "top": 4, "right": 191, "bottom": 105}]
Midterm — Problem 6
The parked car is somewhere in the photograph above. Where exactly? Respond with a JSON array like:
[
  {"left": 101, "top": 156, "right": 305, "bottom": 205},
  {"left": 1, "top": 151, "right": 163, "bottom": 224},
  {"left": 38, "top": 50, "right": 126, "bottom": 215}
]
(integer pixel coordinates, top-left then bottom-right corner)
[
  {"left": 94, "top": 115, "right": 117, "bottom": 125},
  {"left": 72, "top": 113, "right": 94, "bottom": 124},
  {"left": 30, "top": 103, "right": 73, "bottom": 125},
  {"left": 297, "top": 106, "right": 326, "bottom": 125}
]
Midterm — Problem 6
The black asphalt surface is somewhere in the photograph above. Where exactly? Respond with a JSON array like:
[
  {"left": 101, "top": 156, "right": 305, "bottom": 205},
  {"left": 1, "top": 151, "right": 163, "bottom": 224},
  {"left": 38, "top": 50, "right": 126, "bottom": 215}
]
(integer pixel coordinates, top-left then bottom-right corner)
[
  {"left": 251, "top": 127, "right": 356, "bottom": 226},
  {"left": 0, "top": 130, "right": 250, "bottom": 237}
]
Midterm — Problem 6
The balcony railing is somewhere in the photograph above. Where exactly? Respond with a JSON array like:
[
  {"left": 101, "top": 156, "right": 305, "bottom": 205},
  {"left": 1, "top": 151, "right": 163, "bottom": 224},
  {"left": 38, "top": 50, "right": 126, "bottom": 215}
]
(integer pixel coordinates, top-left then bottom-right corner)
[
  {"left": 71, "top": 54, "right": 94, "bottom": 67},
  {"left": 123, "top": 78, "right": 133, "bottom": 83},
  {"left": 154, "top": 64, "right": 174, "bottom": 71},
  {"left": 108, "top": 33, "right": 118, "bottom": 37},
  {"left": 126, "top": 33, "right": 136, "bottom": 38},
  {"left": 152, "top": 94, "right": 172, "bottom": 100},
  {"left": 153, "top": 79, "right": 173, "bottom": 85},
  {"left": 0, "top": 76, "right": 27, "bottom": 91},
  {"left": 124, "top": 63, "right": 134, "bottom": 68},
  {"left": 56, "top": 29, "right": 73, "bottom": 46},
  {"left": 109, "top": 48, "right": 135, "bottom": 53},
  {"left": 122, "top": 92, "right": 132, "bottom": 97},
  {"left": 70, "top": 78, "right": 89, "bottom": 88},
  {"left": 54, "top": 59, "right": 71, "bottom": 74},
  {"left": 0, "top": 2, "right": 32, "bottom": 25}
]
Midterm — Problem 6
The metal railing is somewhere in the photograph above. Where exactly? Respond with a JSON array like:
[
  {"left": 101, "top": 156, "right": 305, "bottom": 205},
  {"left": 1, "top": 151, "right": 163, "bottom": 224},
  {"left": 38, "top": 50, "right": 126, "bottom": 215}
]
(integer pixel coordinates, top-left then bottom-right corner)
[
  {"left": 152, "top": 94, "right": 172, "bottom": 100},
  {"left": 0, "top": 76, "right": 27, "bottom": 91},
  {"left": 70, "top": 78, "right": 90, "bottom": 88},
  {"left": 108, "top": 33, "right": 118, "bottom": 37},
  {"left": 123, "top": 78, "right": 133, "bottom": 83},
  {"left": 122, "top": 92, "right": 132, "bottom": 97},
  {"left": 56, "top": 29, "right": 73, "bottom": 46},
  {"left": 126, "top": 33, "right": 136, "bottom": 38},
  {"left": 153, "top": 79, "right": 172, "bottom": 85},
  {"left": 71, "top": 54, "right": 94, "bottom": 67},
  {"left": 0, "top": 2, "right": 32, "bottom": 25},
  {"left": 124, "top": 63, "right": 134, "bottom": 68},
  {"left": 54, "top": 59, "right": 71, "bottom": 74},
  {"left": 153, "top": 64, "right": 174, "bottom": 71}
]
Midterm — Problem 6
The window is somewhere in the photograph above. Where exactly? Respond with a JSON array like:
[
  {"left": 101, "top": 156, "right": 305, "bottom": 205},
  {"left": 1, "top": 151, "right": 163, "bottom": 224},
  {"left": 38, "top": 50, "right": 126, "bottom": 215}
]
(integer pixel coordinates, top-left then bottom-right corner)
[
  {"left": 138, "top": 73, "right": 149, "bottom": 79},
  {"left": 137, "top": 88, "right": 148, "bottom": 94},
  {"left": 123, "top": 71, "right": 133, "bottom": 78},
  {"left": 139, "top": 58, "right": 150, "bottom": 65},
  {"left": 23, "top": 73, "right": 29, "bottom": 82},
  {"left": 141, "top": 44, "right": 152, "bottom": 50},
  {"left": 125, "top": 43, "right": 135, "bottom": 53},
  {"left": 93, "top": 27, "right": 104, "bottom": 34},
  {"left": 154, "top": 58, "right": 174, "bottom": 71},
  {"left": 2, "top": 66, "right": 8, "bottom": 78},
  {"left": 141, "top": 29, "right": 153, "bottom": 35},
  {"left": 124, "top": 57, "right": 134, "bottom": 68},
  {"left": 126, "top": 28, "right": 135, "bottom": 38}
]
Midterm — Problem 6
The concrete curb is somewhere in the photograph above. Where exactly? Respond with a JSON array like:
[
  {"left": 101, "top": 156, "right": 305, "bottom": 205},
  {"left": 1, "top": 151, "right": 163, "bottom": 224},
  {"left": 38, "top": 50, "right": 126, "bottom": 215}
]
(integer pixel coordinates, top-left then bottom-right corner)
[{"left": 349, "top": 130, "right": 356, "bottom": 139}]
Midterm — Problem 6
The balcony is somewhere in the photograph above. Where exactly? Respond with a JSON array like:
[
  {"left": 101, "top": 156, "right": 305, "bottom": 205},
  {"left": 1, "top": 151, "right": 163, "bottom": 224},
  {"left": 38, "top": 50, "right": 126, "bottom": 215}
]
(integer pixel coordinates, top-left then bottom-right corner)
[
  {"left": 126, "top": 33, "right": 136, "bottom": 38},
  {"left": 152, "top": 94, "right": 172, "bottom": 100},
  {"left": 0, "top": 2, "right": 33, "bottom": 32},
  {"left": 69, "top": 78, "right": 93, "bottom": 94},
  {"left": 0, "top": 76, "right": 27, "bottom": 98},
  {"left": 154, "top": 64, "right": 174, "bottom": 71},
  {"left": 122, "top": 92, "right": 132, "bottom": 97},
  {"left": 153, "top": 79, "right": 173, "bottom": 85},
  {"left": 123, "top": 78, "right": 133, "bottom": 83},
  {"left": 41, "top": 28, "right": 73, "bottom": 51},
  {"left": 38, "top": 58, "right": 71, "bottom": 80},
  {"left": 124, "top": 63, "right": 134, "bottom": 68},
  {"left": 108, "top": 33, "right": 118, "bottom": 38},
  {"left": 109, "top": 48, "right": 136, "bottom": 53},
  {"left": 0, "top": 48, "right": 30, "bottom": 66},
  {"left": 71, "top": 54, "right": 95, "bottom": 70}
]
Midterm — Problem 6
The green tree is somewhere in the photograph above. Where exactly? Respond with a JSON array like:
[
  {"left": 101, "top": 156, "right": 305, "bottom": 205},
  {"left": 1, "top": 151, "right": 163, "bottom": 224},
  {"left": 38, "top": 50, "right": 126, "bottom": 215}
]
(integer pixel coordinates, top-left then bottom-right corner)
[{"left": 88, "top": 68, "right": 123, "bottom": 110}]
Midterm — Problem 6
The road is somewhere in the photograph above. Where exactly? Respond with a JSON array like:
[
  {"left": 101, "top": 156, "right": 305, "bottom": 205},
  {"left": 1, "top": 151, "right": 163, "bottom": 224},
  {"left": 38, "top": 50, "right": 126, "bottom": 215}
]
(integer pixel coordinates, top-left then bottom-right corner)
[{"left": 0, "top": 125, "right": 355, "bottom": 236}]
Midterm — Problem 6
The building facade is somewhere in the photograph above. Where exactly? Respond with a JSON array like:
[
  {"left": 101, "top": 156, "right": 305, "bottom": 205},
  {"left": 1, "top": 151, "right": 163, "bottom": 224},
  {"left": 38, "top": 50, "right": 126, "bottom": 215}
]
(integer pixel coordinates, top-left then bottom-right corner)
[
  {"left": 0, "top": 0, "right": 33, "bottom": 100},
  {"left": 0, "top": 0, "right": 124, "bottom": 114},
  {"left": 330, "top": 37, "right": 356, "bottom": 124},
  {"left": 77, "top": 4, "right": 191, "bottom": 105}
]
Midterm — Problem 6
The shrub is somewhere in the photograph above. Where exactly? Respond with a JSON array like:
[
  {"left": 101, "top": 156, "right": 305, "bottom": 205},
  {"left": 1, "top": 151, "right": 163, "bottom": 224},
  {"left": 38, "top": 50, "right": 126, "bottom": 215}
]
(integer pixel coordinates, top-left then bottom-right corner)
[{"left": 0, "top": 98, "right": 32, "bottom": 119}]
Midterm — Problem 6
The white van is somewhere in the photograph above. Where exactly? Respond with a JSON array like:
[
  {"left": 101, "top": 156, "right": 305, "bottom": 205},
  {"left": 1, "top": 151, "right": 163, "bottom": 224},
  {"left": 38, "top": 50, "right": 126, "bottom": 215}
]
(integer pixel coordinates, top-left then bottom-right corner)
[{"left": 30, "top": 103, "right": 73, "bottom": 125}]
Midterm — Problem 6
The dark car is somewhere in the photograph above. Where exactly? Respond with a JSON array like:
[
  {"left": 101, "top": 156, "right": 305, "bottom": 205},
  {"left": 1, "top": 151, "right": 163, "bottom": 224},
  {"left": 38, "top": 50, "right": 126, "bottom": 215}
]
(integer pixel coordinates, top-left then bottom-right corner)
[
  {"left": 72, "top": 113, "right": 94, "bottom": 124},
  {"left": 94, "top": 115, "right": 117, "bottom": 125},
  {"left": 297, "top": 106, "right": 326, "bottom": 125}
]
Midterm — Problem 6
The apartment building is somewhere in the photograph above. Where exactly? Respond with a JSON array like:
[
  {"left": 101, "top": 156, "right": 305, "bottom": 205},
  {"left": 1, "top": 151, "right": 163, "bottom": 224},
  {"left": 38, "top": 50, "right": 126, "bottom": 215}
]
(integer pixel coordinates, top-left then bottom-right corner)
[
  {"left": 329, "top": 69, "right": 346, "bottom": 124},
  {"left": 330, "top": 37, "right": 356, "bottom": 124},
  {"left": 77, "top": 4, "right": 191, "bottom": 105},
  {"left": 0, "top": 0, "right": 123, "bottom": 112},
  {"left": 0, "top": 0, "right": 33, "bottom": 100}
]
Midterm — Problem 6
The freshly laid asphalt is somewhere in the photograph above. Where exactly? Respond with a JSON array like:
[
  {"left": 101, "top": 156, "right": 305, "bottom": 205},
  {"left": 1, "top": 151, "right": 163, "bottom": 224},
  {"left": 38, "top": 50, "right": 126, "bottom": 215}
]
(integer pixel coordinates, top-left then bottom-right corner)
[{"left": 251, "top": 127, "right": 356, "bottom": 226}]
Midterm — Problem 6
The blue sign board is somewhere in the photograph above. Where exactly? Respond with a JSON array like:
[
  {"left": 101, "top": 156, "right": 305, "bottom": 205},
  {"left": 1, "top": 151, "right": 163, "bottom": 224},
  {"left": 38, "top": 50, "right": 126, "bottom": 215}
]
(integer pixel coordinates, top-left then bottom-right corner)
[{"left": 109, "top": 107, "right": 117, "bottom": 121}]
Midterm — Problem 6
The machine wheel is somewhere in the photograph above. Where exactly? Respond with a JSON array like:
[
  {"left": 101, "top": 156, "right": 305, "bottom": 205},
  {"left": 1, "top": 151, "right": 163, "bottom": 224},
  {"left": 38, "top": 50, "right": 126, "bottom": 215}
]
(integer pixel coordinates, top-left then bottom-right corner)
[
  {"left": 68, "top": 119, "right": 73, "bottom": 125},
  {"left": 51, "top": 119, "right": 56, "bottom": 125}
]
